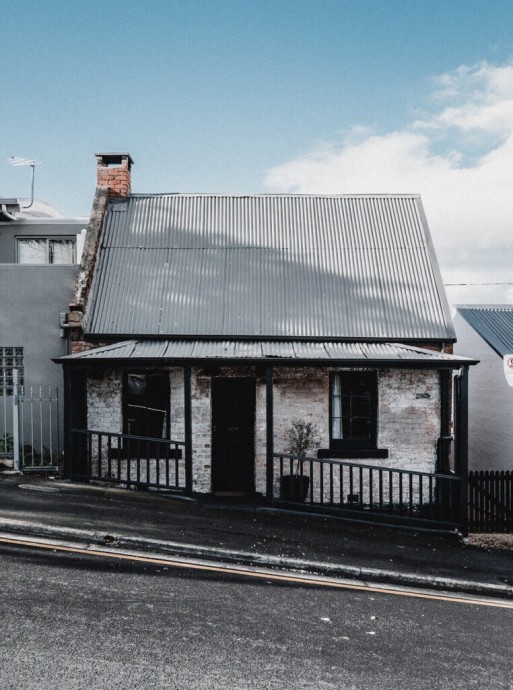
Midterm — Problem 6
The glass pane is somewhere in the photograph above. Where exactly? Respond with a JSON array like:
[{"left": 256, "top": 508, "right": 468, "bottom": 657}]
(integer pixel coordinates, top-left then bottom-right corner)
[
  {"left": 332, "top": 394, "right": 341, "bottom": 419},
  {"left": 50, "top": 240, "right": 75, "bottom": 264},
  {"left": 0, "top": 346, "right": 23, "bottom": 395},
  {"left": 351, "top": 418, "right": 371, "bottom": 439},
  {"left": 352, "top": 395, "right": 370, "bottom": 416},
  {"left": 125, "top": 372, "right": 169, "bottom": 438},
  {"left": 331, "top": 416, "right": 342, "bottom": 439},
  {"left": 18, "top": 239, "right": 47, "bottom": 264},
  {"left": 332, "top": 374, "right": 341, "bottom": 396}
]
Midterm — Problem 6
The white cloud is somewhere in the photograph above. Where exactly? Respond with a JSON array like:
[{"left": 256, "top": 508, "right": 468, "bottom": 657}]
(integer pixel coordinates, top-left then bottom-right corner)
[{"left": 264, "top": 60, "right": 513, "bottom": 305}]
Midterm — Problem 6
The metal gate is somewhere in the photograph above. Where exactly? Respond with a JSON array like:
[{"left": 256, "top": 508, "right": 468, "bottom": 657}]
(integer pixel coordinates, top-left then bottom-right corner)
[{"left": 1, "top": 370, "right": 61, "bottom": 472}]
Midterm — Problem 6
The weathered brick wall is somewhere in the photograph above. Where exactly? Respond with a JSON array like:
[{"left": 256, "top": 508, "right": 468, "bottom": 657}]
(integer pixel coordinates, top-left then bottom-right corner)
[
  {"left": 87, "top": 370, "right": 122, "bottom": 432},
  {"left": 169, "top": 368, "right": 185, "bottom": 441},
  {"left": 86, "top": 370, "right": 122, "bottom": 478},
  {"left": 378, "top": 369, "right": 439, "bottom": 474},
  {"left": 255, "top": 368, "right": 329, "bottom": 495},
  {"left": 85, "top": 366, "right": 441, "bottom": 495},
  {"left": 189, "top": 369, "right": 212, "bottom": 493}
]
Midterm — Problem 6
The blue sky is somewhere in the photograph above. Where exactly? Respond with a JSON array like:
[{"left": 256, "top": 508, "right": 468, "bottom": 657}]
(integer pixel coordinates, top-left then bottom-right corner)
[{"left": 2, "top": 0, "right": 513, "bottom": 301}]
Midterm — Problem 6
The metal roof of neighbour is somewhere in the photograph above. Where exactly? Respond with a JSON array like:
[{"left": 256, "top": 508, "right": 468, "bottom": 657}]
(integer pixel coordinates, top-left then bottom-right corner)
[
  {"left": 59, "top": 339, "right": 474, "bottom": 366},
  {"left": 457, "top": 306, "right": 513, "bottom": 357},
  {"left": 84, "top": 194, "right": 455, "bottom": 341}
]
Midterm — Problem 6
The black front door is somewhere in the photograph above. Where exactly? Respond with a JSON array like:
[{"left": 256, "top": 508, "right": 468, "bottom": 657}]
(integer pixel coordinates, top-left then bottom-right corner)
[{"left": 212, "top": 377, "right": 255, "bottom": 494}]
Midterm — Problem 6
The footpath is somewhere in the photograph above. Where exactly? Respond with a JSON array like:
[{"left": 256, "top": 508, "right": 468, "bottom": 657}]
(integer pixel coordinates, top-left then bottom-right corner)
[{"left": 0, "top": 473, "right": 512, "bottom": 599}]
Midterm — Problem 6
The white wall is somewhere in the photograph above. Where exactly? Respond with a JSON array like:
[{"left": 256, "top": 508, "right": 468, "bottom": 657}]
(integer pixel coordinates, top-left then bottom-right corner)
[{"left": 454, "top": 313, "right": 513, "bottom": 471}]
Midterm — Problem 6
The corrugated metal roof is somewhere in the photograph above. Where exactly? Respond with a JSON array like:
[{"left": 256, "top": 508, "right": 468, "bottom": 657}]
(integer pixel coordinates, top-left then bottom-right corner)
[
  {"left": 60, "top": 339, "right": 473, "bottom": 365},
  {"left": 84, "top": 194, "right": 454, "bottom": 341},
  {"left": 458, "top": 306, "right": 513, "bottom": 357}
]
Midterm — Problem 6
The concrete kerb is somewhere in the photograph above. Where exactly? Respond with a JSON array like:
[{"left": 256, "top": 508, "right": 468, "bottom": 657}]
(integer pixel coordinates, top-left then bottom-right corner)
[{"left": 0, "top": 517, "right": 511, "bottom": 600}]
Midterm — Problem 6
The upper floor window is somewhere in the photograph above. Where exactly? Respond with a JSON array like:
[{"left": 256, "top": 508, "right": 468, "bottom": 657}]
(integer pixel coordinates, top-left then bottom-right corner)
[
  {"left": 17, "top": 238, "right": 76, "bottom": 264},
  {"left": 330, "top": 372, "right": 377, "bottom": 450},
  {"left": 0, "top": 347, "right": 24, "bottom": 395}
]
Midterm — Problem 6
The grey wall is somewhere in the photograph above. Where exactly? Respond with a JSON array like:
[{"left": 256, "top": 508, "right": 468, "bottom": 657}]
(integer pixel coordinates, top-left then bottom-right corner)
[
  {"left": 454, "top": 313, "right": 513, "bottom": 471},
  {"left": 0, "top": 264, "right": 78, "bottom": 388},
  {"left": 0, "top": 219, "right": 84, "bottom": 457}
]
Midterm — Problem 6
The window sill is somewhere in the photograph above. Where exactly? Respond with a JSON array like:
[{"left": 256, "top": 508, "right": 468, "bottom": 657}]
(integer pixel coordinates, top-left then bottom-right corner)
[
  {"left": 317, "top": 448, "right": 389, "bottom": 460},
  {"left": 109, "top": 448, "right": 182, "bottom": 461}
]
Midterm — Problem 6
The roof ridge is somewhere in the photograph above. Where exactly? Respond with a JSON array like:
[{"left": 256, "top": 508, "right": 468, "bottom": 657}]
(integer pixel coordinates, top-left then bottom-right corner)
[{"left": 125, "top": 193, "right": 422, "bottom": 199}]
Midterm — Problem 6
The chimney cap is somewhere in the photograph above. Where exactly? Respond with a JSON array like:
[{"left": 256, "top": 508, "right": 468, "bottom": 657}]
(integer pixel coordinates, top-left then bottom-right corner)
[{"left": 95, "top": 152, "right": 134, "bottom": 169}]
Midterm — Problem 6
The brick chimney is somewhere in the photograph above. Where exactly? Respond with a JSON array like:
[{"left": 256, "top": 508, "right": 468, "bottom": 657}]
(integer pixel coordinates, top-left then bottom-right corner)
[{"left": 95, "top": 152, "right": 134, "bottom": 199}]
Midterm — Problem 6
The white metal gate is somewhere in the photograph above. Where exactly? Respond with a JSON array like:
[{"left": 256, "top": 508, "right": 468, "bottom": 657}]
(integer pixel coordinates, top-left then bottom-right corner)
[{"left": 2, "top": 370, "right": 61, "bottom": 472}]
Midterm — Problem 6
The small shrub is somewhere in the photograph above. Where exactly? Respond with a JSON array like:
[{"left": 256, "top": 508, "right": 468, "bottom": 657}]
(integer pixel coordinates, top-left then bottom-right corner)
[{"left": 287, "top": 419, "right": 320, "bottom": 460}]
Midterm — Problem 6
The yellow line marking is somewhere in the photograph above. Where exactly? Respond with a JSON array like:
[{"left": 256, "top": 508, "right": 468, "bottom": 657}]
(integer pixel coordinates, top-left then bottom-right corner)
[{"left": 1, "top": 535, "right": 512, "bottom": 610}]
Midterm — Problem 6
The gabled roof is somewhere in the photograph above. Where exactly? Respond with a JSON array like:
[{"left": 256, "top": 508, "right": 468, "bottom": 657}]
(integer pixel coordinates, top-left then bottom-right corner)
[
  {"left": 58, "top": 339, "right": 475, "bottom": 367},
  {"left": 457, "top": 306, "right": 513, "bottom": 357},
  {"left": 84, "top": 194, "right": 454, "bottom": 342}
]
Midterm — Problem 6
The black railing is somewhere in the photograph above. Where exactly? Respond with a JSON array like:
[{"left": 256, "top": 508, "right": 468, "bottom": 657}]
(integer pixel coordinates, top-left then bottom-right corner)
[
  {"left": 272, "top": 453, "right": 462, "bottom": 528},
  {"left": 71, "top": 429, "right": 188, "bottom": 492},
  {"left": 469, "top": 470, "right": 513, "bottom": 533}
]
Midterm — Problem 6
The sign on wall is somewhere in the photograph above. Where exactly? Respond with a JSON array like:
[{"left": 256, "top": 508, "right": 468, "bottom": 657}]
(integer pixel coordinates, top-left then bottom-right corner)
[{"left": 503, "top": 355, "right": 513, "bottom": 387}]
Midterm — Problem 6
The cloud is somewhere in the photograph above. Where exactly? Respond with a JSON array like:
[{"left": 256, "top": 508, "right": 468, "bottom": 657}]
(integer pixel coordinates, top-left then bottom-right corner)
[{"left": 264, "top": 60, "right": 513, "bottom": 305}]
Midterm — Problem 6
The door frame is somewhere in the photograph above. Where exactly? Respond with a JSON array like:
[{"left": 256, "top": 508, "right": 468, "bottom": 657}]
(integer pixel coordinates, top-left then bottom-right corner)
[{"left": 211, "top": 376, "right": 256, "bottom": 494}]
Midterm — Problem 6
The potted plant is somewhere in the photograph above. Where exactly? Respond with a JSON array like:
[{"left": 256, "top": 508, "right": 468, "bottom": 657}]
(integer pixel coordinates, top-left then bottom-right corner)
[{"left": 281, "top": 419, "right": 320, "bottom": 502}]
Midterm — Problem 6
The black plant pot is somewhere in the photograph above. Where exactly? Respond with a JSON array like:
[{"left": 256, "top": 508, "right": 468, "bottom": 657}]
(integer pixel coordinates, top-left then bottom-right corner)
[{"left": 281, "top": 475, "right": 310, "bottom": 502}]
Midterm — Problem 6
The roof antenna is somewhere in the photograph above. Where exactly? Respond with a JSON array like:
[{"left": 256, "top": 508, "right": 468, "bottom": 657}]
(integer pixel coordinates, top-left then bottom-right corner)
[{"left": 7, "top": 156, "right": 42, "bottom": 209}]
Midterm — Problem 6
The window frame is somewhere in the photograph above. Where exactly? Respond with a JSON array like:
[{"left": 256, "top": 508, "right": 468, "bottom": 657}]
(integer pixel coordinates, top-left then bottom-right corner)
[
  {"left": 329, "top": 371, "right": 378, "bottom": 452},
  {"left": 122, "top": 371, "right": 171, "bottom": 440},
  {"left": 16, "top": 236, "right": 77, "bottom": 265}
]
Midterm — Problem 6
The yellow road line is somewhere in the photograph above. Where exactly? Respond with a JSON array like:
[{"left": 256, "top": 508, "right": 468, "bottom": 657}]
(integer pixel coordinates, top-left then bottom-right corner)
[{"left": 1, "top": 534, "right": 512, "bottom": 610}]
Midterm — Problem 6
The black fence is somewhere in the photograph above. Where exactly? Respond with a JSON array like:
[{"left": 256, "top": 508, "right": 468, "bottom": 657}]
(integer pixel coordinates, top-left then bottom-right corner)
[
  {"left": 468, "top": 470, "right": 513, "bottom": 533},
  {"left": 68, "top": 432, "right": 513, "bottom": 533},
  {"left": 71, "top": 429, "right": 187, "bottom": 492},
  {"left": 272, "top": 453, "right": 462, "bottom": 529}
]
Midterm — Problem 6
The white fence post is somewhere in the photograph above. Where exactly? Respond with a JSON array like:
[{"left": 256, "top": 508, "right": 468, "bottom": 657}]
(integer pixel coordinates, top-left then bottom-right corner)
[{"left": 12, "top": 369, "right": 20, "bottom": 472}]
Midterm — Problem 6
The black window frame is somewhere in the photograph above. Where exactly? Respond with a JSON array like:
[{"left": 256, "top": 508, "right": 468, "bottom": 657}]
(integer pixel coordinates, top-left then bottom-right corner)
[
  {"left": 329, "top": 371, "right": 378, "bottom": 451},
  {"left": 122, "top": 371, "right": 171, "bottom": 440}
]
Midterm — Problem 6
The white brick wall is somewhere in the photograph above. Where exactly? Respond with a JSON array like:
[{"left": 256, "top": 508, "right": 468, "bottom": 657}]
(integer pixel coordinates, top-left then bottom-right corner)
[
  {"left": 378, "top": 369, "right": 440, "bottom": 474},
  {"left": 87, "top": 370, "right": 122, "bottom": 433},
  {"left": 86, "top": 366, "right": 441, "bottom": 496}
]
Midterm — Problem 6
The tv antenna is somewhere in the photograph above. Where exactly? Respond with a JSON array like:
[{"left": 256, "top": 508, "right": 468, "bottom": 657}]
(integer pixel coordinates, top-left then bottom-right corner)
[{"left": 7, "top": 156, "right": 42, "bottom": 209}]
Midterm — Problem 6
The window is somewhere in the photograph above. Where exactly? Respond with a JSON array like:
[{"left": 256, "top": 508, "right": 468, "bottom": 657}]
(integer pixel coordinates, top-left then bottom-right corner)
[
  {"left": 17, "top": 238, "right": 76, "bottom": 264},
  {"left": 330, "top": 372, "right": 378, "bottom": 450},
  {"left": 0, "top": 347, "right": 24, "bottom": 395},
  {"left": 123, "top": 372, "right": 170, "bottom": 439}
]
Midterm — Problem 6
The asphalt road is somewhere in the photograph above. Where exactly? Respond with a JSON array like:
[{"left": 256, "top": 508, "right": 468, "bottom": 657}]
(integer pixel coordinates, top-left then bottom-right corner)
[{"left": 0, "top": 543, "right": 512, "bottom": 690}]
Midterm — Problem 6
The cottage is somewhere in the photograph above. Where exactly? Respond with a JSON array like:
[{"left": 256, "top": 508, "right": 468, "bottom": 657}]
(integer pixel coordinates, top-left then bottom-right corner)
[{"left": 58, "top": 153, "right": 475, "bottom": 525}]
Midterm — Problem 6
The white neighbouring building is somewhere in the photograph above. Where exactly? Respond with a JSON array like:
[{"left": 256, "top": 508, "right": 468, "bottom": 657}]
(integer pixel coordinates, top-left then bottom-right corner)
[{"left": 454, "top": 306, "right": 513, "bottom": 472}]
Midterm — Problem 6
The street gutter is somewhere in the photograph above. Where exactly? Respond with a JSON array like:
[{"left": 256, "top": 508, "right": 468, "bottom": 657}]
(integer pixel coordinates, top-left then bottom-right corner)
[{"left": 0, "top": 517, "right": 511, "bottom": 600}]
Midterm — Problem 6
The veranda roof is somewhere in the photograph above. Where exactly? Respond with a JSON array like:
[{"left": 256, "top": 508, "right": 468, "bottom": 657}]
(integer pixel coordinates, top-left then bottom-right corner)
[{"left": 58, "top": 340, "right": 476, "bottom": 368}]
